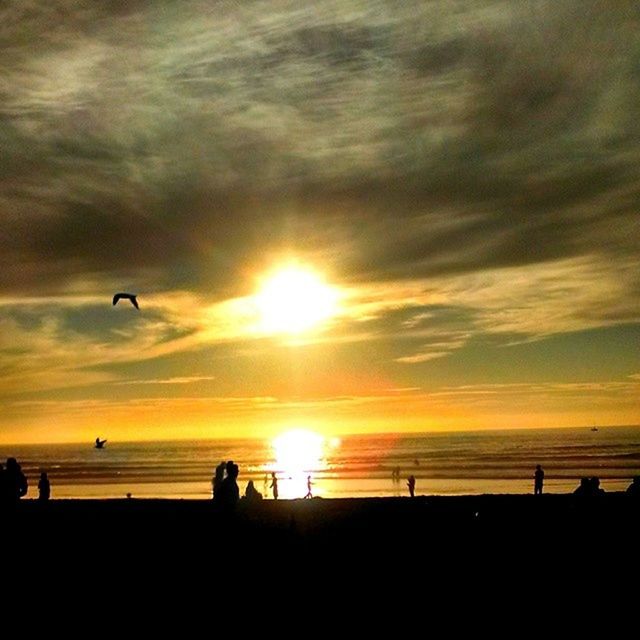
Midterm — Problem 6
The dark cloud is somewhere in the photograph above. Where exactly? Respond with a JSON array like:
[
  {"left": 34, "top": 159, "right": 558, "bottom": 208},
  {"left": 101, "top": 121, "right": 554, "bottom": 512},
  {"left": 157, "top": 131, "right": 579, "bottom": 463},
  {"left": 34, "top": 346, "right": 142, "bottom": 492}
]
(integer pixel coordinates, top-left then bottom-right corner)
[{"left": 0, "top": 0, "right": 638, "bottom": 304}]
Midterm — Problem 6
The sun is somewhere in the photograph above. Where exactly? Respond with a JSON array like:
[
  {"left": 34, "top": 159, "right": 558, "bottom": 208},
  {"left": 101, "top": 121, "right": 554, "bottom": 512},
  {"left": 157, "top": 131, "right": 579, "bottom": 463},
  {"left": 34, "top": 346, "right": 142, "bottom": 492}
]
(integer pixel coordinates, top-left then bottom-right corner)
[
  {"left": 254, "top": 264, "right": 339, "bottom": 335},
  {"left": 273, "top": 429, "right": 326, "bottom": 473}
]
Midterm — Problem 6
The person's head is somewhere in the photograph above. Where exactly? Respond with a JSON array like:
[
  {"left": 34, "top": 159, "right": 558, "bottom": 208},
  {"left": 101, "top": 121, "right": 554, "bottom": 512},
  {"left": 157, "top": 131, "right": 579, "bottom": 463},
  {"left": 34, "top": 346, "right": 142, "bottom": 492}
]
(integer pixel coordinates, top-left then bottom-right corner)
[
  {"left": 536, "top": 464, "right": 541, "bottom": 470},
  {"left": 40, "top": 471, "right": 47, "bottom": 479}
]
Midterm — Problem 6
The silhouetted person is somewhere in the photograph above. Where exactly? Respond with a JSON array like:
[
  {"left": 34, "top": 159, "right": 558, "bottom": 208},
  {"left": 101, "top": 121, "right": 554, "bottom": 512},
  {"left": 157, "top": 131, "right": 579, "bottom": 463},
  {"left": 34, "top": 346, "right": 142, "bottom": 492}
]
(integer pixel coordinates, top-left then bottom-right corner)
[
  {"left": 38, "top": 472, "right": 50, "bottom": 501},
  {"left": 534, "top": 464, "right": 544, "bottom": 495},
  {"left": 626, "top": 476, "right": 640, "bottom": 496},
  {"left": 590, "top": 476, "right": 604, "bottom": 495},
  {"left": 305, "top": 475, "right": 313, "bottom": 499},
  {"left": 5, "top": 457, "right": 28, "bottom": 502},
  {"left": 270, "top": 472, "right": 279, "bottom": 500},
  {"left": 574, "top": 476, "right": 605, "bottom": 497},
  {"left": 212, "top": 460, "right": 226, "bottom": 500},
  {"left": 574, "top": 477, "right": 591, "bottom": 496},
  {"left": 217, "top": 461, "right": 240, "bottom": 512},
  {"left": 407, "top": 475, "right": 416, "bottom": 498},
  {"left": 95, "top": 437, "right": 107, "bottom": 449},
  {"left": 244, "top": 480, "right": 263, "bottom": 501}
]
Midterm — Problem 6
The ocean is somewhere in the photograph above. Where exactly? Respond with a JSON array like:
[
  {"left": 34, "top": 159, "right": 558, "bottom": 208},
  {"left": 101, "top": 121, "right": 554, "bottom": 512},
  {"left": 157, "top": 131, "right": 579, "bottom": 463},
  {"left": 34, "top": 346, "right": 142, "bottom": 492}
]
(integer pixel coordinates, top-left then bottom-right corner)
[{"left": 2, "top": 426, "right": 639, "bottom": 500}]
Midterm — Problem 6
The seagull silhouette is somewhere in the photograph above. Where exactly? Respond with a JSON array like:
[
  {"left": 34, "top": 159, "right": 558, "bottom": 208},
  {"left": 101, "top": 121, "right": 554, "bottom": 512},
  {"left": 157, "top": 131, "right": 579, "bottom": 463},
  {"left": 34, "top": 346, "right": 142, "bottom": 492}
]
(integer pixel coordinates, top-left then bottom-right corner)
[{"left": 113, "top": 293, "right": 139, "bottom": 309}]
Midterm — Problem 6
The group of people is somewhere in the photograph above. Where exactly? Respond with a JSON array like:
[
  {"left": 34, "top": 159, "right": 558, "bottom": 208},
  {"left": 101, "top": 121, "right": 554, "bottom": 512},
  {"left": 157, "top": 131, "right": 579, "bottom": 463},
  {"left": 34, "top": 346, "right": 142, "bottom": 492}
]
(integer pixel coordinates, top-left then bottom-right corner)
[
  {"left": 212, "top": 463, "right": 319, "bottom": 506},
  {"left": 0, "top": 457, "right": 52, "bottom": 504},
  {"left": 534, "top": 464, "right": 640, "bottom": 496},
  {"left": 211, "top": 460, "right": 241, "bottom": 510},
  {"left": 535, "top": 464, "right": 605, "bottom": 496}
]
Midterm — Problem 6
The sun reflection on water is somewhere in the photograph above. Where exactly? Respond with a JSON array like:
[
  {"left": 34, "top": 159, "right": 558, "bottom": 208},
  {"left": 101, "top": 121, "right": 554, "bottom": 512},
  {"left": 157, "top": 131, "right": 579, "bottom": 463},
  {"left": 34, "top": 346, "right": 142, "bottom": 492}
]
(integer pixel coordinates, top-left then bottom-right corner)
[{"left": 270, "top": 429, "right": 329, "bottom": 499}]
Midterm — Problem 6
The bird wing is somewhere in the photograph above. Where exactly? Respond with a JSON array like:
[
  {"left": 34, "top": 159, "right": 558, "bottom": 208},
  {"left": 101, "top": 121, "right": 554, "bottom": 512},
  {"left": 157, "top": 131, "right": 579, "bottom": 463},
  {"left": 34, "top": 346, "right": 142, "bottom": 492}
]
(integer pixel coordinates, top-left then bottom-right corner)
[
  {"left": 113, "top": 294, "right": 121, "bottom": 306},
  {"left": 131, "top": 296, "right": 139, "bottom": 309}
]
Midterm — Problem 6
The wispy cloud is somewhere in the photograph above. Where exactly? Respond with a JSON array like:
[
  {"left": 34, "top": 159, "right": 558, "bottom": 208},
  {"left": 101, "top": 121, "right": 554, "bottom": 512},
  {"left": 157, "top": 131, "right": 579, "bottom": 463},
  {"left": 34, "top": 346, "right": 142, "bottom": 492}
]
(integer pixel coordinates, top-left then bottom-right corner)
[
  {"left": 1, "top": 1, "right": 639, "bottom": 437},
  {"left": 113, "top": 375, "right": 216, "bottom": 386}
]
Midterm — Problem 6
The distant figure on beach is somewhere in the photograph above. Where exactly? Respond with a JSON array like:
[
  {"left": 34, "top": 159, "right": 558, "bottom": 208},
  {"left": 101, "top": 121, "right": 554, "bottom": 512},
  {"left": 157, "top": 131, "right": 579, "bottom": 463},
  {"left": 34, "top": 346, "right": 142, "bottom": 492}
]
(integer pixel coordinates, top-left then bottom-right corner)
[
  {"left": 590, "top": 476, "right": 604, "bottom": 495},
  {"left": 305, "top": 475, "right": 313, "bottom": 499},
  {"left": 217, "top": 460, "right": 240, "bottom": 511},
  {"left": 270, "top": 472, "right": 279, "bottom": 500},
  {"left": 38, "top": 472, "right": 50, "bottom": 501},
  {"left": 392, "top": 466, "right": 401, "bottom": 482},
  {"left": 626, "top": 476, "right": 640, "bottom": 496},
  {"left": 244, "top": 480, "right": 263, "bottom": 501},
  {"left": 574, "top": 476, "right": 605, "bottom": 497},
  {"left": 95, "top": 437, "right": 107, "bottom": 449},
  {"left": 574, "top": 477, "right": 591, "bottom": 496},
  {"left": 407, "top": 475, "right": 416, "bottom": 498},
  {"left": 212, "top": 460, "right": 226, "bottom": 499},
  {"left": 5, "top": 457, "right": 28, "bottom": 501},
  {"left": 534, "top": 464, "right": 544, "bottom": 495}
]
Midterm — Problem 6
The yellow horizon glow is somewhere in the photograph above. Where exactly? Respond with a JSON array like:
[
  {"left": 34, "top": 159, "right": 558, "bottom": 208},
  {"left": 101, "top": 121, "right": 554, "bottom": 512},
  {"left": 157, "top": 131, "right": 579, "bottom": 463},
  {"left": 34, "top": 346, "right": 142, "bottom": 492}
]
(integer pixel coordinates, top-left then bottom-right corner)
[{"left": 254, "top": 265, "right": 340, "bottom": 335}]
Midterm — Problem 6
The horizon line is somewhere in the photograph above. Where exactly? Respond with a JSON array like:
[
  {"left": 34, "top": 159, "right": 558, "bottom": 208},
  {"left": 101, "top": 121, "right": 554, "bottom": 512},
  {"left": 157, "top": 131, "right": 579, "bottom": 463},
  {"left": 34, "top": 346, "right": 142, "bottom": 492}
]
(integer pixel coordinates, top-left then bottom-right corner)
[{"left": 1, "top": 422, "right": 638, "bottom": 448}]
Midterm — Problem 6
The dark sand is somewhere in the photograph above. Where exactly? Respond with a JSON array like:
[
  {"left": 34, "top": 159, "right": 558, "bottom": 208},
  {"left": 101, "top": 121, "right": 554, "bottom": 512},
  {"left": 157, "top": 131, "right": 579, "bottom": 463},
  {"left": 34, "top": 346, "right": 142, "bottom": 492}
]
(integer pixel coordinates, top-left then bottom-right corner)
[
  {"left": 5, "top": 493, "right": 638, "bottom": 611},
  {"left": 9, "top": 492, "right": 638, "bottom": 556},
  {"left": 4, "top": 497, "right": 633, "bottom": 628}
]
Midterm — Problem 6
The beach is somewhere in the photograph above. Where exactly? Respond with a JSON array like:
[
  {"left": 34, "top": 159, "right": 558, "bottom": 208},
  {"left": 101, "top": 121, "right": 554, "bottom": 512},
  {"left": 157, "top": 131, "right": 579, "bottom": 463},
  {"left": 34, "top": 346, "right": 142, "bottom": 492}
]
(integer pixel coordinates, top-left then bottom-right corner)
[
  {"left": 10, "top": 493, "right": 638, "bottom": 561},
  {"left": 5, "top": 492, "right": 637, "bottom": 617}
]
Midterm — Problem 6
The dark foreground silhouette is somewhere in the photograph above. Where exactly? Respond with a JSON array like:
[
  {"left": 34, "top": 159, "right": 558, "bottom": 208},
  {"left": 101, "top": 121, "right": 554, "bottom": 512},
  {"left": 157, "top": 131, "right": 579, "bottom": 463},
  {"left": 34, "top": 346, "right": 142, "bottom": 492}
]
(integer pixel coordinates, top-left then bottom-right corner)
[{"left": 2, "top": 492, "right": 638, "bottom": 602}]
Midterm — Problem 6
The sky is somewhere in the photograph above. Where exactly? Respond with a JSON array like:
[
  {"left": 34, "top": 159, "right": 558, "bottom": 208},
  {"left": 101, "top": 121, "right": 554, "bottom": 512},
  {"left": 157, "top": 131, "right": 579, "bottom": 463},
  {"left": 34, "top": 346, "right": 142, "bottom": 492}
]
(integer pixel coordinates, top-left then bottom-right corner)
[{"left": 1, "top": 0, "right": 639, "bottom": 444}]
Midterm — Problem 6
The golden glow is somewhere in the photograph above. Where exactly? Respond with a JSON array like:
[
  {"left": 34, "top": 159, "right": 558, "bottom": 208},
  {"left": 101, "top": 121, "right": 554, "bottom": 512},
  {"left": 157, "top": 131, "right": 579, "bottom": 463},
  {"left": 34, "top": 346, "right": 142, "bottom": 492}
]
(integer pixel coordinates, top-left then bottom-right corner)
[
  {"left": 273, "top": 428, "right": 325, "bottom": 472},
  {"left": 271, "top": 428, "right": 327, "bottom": 498},
  {"left": 254, "top": 265, "right": 339, "bottom": 335}
]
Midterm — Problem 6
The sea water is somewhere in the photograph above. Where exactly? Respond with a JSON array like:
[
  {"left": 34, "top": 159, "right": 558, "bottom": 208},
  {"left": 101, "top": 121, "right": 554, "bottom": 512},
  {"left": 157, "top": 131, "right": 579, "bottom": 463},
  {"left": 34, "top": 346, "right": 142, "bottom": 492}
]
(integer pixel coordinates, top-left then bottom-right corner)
[{"left": 2, "top": 426, "right": 638, "bottom": 500}]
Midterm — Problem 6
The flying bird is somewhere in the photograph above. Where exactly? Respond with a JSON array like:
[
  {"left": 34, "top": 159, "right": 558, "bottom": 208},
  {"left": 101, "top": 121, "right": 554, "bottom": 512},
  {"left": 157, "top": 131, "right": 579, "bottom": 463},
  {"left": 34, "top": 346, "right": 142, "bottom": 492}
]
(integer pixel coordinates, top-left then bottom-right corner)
[{"left": 113, "top": 293, "right": 139, "bottom": 309}]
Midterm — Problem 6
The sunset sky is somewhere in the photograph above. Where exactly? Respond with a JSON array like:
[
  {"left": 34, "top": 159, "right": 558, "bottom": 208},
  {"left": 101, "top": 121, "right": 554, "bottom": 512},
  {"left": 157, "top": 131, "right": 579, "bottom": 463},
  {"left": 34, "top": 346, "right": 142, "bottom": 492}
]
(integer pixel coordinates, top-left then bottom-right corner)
[{"left": 1, "top": 1, "right": 638, "bottom": 444}]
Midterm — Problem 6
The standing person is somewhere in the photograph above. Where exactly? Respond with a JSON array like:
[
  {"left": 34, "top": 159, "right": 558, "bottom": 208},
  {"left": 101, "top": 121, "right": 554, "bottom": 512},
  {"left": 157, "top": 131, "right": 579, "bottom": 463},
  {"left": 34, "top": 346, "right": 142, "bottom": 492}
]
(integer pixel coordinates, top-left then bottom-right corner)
[
  {"left": 407, "top": 475, "right": 416, "bottom": 498},
  {"left": 38, "top": 471, "right": 50, "bottom": 501},
  {"left": 534, "top": 464, "right": 544, "bottom": 495},
  {"left": 217, "top": 461, "right": 240, "bottom": 513},
  {"left": 270, "top": 472, "right": 279, "bottom": 500}
]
